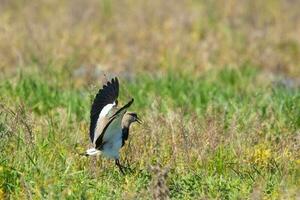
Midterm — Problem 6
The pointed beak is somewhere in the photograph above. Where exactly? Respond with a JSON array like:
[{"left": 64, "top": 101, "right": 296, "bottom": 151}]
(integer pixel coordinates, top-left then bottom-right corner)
[{"left": 136, "top": 116, "right": 142, "bottom": 124}]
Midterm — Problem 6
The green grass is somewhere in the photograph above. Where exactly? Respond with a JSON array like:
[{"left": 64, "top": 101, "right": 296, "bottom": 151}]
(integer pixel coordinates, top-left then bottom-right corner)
[
  {"left": 0, "top": 67, "right": 299, "bottom": 199},
  {"left": 1, "top": 1, "right": 300, "bottom": 198}
]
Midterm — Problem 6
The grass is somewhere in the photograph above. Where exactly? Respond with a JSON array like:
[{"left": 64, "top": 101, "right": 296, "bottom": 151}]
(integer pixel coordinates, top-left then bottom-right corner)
[
  {"left": 0, "top": 66, "right": 299, "bottom": 199},
  {"left": 1, "top": 0, "right": 300, "bottom": 76},
  {"left": 0, "top": 0, "right": 300, "bottom": 199}
]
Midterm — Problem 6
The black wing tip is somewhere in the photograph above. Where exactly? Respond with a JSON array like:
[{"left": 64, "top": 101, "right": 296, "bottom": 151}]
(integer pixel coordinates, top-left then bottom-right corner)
[
  {"left": 124, "top": 98, "right": 134, "bottom": 107},
  {"left": 123, "top": 98, "right": 134, "bottom": 110},
  {"left": 109, "top": 77, "right": 118, "bottom": 85},
  {"left": 103, "top": 76, "right": 118, "bottom": 87},
  {"left": 113, "top": 77, "right": 119, "bottom": 83},
  {"left": 109, "top": 98, "right": 134, "bottom": 119}
]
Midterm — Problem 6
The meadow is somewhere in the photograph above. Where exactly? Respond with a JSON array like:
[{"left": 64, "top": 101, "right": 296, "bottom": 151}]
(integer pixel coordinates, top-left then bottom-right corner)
[{"left": 0, "top": 0, "right": 300, "bottom": 199}]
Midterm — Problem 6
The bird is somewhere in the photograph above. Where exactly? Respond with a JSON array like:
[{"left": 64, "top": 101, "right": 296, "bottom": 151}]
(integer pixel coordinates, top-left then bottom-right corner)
[{"left": 85, "top": 77, "right": 141, "bottom": 174}]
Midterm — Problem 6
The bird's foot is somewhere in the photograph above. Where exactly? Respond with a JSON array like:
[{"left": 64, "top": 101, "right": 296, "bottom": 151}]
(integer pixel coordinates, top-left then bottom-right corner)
[{"left": 115, "top": 159, "right": 133, "bottom": 175}]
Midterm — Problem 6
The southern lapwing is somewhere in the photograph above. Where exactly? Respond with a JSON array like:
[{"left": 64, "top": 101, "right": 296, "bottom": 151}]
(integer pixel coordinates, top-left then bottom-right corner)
[{"left": 85, "top": 77, "right": 141, "bottom": 174}]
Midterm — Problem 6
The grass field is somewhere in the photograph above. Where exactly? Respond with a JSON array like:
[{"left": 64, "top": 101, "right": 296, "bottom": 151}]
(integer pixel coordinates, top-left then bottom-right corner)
[{"left": 1, "top": 0, "right": 300, "bottom": 199}]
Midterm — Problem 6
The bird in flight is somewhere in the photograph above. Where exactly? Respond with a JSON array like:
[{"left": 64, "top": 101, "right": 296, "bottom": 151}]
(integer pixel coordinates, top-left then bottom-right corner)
[{"left": 85, "top": 77, "right": 141, "bottom": 174}]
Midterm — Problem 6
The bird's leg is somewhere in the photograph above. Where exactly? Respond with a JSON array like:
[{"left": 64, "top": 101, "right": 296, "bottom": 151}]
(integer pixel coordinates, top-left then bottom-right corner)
[{"left": 115, "top": 159, "right": 125, "bottom": 175}]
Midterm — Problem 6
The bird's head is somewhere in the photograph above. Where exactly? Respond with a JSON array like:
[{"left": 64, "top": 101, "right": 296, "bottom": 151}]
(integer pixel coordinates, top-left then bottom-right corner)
[{"left": 123, "top": 112, "right": 142, "bottom": 126}]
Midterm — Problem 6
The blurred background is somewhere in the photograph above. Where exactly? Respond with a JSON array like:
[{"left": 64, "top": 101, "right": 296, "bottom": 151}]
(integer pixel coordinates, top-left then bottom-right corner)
[
  {"left": 0, "top": 1, "right": 299, "bottom": 199},
  {"left": 1, "top": 0, "right": 300, "bottom": 79}
]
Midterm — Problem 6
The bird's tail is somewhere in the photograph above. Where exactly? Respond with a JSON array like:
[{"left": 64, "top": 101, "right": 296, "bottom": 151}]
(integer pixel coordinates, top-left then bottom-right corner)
[{"left": 85, "top": 148, "right": 101, "bottom": 156}]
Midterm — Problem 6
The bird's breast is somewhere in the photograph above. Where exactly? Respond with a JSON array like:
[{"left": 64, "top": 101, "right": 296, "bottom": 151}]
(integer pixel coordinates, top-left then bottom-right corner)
[{"left": 101, "top": 137, "right": 122, "bottom": 159}]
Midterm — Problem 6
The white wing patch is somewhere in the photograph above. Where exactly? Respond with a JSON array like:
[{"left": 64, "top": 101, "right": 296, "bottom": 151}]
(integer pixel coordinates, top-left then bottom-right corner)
[
  {"left": 99, "top": 102, "right": 116, "bottom": 118},
  {"left": 93, "top": 101, "right": 116, "bottom": 144}
]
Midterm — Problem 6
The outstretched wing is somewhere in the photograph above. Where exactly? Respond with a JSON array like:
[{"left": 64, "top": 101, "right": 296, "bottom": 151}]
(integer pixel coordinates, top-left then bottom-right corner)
[
  {"left": 95, "top": 98, "right": 134, "bottom": 149},
  {"left": 90, "top": 77, "right": 119, "bottom": 143}
]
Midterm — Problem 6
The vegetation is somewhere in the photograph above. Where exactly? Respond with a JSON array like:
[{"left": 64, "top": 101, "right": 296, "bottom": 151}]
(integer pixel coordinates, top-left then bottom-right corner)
[{"left": 0, "top": 0, "right": 299, "bottom": 199}]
